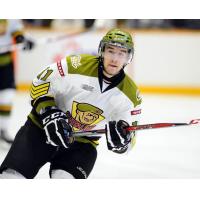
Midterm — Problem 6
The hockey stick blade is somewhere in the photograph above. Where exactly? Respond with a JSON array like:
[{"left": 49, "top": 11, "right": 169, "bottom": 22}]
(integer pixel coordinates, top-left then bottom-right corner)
[{"left": 72, "top": 119, "right": 200, "bottom": 137}]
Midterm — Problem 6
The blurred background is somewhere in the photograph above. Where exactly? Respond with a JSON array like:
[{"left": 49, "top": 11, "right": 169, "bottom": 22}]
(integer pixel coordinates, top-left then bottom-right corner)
[
  {"left": 1, "top": 19, "right": 200, "bottom": 178},
  {"left": 10, "top": 19, "right": 200, "bottom": 95}
]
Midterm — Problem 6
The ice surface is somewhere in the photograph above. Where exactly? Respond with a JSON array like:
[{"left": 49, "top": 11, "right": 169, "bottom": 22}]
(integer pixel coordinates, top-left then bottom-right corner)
[{"left": 0, "top": 92, "right": 200, "bottom": 178}]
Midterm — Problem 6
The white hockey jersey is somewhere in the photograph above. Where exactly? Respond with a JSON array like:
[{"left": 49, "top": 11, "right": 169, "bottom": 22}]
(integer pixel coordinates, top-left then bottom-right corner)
[
  {"left": 29, "top": 54, "right": 142, "bottom": 148},
  {"left": 0, "top": 19, "right": 24, "bottom": 65},
  {"left": 0, "top": 19, "right": 24, "bottom": 47}
]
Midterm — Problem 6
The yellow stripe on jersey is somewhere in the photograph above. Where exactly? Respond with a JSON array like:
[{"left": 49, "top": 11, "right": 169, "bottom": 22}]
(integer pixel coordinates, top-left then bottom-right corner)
[
  {"left": 31, "top": 86, "right": 49, "bottom": 95},
  {"left": 0, "top": 105, "right": 12, "bottom": 111},
  {"left": 30, "top": 82, "right": 50, "bottom": 99},
  {"left": 31, "top": 82, "right": 50, "bottom": 90}
]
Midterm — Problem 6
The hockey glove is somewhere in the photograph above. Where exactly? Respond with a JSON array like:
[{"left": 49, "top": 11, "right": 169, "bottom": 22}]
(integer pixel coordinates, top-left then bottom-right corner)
[
  {"left": 23, "top": 39, "right": 34, "bottom": 50},
  {"left": 40, "top": 108, "right": 74, "bottom": 148},
  {"left": 106, "top": 120, "right": 131, "bottom": 153},
  {"left": 15, "top": 35, "right": 34, "bottom": 50}
]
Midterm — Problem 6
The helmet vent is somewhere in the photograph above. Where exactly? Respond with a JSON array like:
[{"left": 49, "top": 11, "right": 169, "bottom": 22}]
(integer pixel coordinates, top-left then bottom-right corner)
[{"left": 115, "top": 33, "right": 125, "bottom": 37}]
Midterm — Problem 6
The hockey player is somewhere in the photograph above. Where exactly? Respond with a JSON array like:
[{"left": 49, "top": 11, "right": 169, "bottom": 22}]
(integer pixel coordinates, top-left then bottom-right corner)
[
  {"left": 0, "top": 28, "right": 142, "bottom": 178},
  {"left": 0, "top": 19, "right": 34, "bottom": 144}
]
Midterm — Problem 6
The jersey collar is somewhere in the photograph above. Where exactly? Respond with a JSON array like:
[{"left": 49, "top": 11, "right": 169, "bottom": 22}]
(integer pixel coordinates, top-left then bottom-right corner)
[{"left": 98, "top": 64, "right": 125, "bottom": 93}]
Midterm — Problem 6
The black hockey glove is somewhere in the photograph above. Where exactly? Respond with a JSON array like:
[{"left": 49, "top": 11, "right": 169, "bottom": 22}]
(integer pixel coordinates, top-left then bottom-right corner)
[
  {"left": 23, "top": 39, "right": 34, "bottom": 50},
  {"left": 106, "top": 120, "right": 131, "bottom": 153},
  {"left": 14, "top": 35, "right": 34, "bottom": 50},
  {"left": 40, "top": 108, "right": 74, "bottom": 148}
]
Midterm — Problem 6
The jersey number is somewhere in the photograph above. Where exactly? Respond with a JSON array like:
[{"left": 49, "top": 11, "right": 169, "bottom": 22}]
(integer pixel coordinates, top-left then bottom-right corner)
[{"left": 37, "top": 67, "right": 53, "bottom": 81}]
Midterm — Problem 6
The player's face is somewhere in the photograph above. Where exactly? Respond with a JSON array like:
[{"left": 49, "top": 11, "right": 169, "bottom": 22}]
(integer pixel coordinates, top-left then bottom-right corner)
[
  {"left": 76, "top": 110, "right": 98, "bottom": 125},
  {"left": 103, "top": 44, "right": 129, "bottom": 77}
]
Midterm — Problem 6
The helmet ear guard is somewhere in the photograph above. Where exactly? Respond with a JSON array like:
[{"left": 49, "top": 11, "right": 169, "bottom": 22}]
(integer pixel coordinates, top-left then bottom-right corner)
[{"left": 98, "top": 28, "right": 134, "bottom": 66}]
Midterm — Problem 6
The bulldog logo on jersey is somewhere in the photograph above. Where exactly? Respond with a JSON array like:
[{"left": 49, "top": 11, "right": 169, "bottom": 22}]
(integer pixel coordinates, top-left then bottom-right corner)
[{"left": 66, "top": 101, "right": 105, "bottom": 131}]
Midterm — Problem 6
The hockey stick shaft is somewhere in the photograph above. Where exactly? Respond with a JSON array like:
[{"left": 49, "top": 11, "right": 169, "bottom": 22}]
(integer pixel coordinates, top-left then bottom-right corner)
[
  {"left": 0, "top": 29, "right": 90, "bottom": 54},
  {"left": 73, "top": 129, "right": 106, "bottom": 137},
  {"left": 72, "top": 119, "right": 200, "bottom": 137},
  {"left": 126, "top": 119, "right": 200, "bottom": 131}
]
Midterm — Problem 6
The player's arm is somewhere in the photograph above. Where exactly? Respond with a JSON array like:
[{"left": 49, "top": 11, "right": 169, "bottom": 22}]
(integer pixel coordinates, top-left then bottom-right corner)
[
  {"left": 30, "top": 59, "right": 67, "bottom": 104},
  {"left": 106, "top": 103, "right": 142, "bottom": 154},
  {"left": 11, "top": 19, "right": 34, "bottom": 50},
  {"left": 30, "top": 60, "right": 73, "bottom": 148}
]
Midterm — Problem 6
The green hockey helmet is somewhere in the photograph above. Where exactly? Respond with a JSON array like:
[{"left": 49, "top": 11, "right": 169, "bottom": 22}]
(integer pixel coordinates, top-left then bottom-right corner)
[{"left": 98, "top": 28, "right": 134, "bottom": 65}]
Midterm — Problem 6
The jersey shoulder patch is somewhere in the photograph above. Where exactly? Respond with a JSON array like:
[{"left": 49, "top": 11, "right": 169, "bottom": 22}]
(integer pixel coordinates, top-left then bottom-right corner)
[{"left": 66, "top": 54, "right": 99, "bottom": 77}]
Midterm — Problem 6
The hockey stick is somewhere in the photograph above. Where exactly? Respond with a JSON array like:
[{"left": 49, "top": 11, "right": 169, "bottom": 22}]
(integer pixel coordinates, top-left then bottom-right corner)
[
  {"left": 72, "top": 119, "right": 200, "bottom": 137},
  {"left": 0, "top": 29, "right": 90, "bottom": 54}
]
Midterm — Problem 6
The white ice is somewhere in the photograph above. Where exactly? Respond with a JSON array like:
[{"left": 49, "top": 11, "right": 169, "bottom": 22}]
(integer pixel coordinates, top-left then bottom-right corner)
[{"left": 0, "top": 91, "right": 200, "bottom": 178}]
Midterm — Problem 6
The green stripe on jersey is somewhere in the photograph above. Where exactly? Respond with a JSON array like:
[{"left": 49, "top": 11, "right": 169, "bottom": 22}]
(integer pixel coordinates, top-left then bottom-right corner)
[
  {"left": 66, "top": 54, "right": 99, "bottom": 77},
  {"left": 117, "top": 75, "right": 142, "bottom": 107},
  {"left": 28, "top": 112, "right": 43, "bottom": 129},
  {"left": 0, "top": 53, "right": 12, "bottom": 66},
  {"left": 35, "top": 100, "right": 56, "bottom": 114}
]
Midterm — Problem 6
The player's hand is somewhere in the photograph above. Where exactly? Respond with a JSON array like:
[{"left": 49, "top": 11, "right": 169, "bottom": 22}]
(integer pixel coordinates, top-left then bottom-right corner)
[
  {"left": 14, "top": 35, "right": 34, "bottom": 50},
  {"left": 106, "top": 120, "right": 131, "bottom": 153},
  {"left": 23, "top": 39, "right": 34, "bottom": 50},
  {"left": 40, "top": 108, "right": 74, "bottom": 148}
]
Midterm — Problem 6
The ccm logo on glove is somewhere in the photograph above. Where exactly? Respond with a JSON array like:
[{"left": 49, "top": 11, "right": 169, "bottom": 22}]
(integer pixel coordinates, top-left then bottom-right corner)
[
  {"left": 106, "top": 120, "right": 132, "bottom": 153},
  {"left": 40, "top": 108, "right": 74, "bottom": 148},
  {"left": 42, "top": 111, "right": 66, "bottom": 125}
]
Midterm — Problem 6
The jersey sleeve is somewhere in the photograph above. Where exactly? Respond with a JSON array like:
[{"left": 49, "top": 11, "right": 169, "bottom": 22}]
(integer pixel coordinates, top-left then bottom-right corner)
[
  {"left": 110, "top": 87, "right": 142, "bottom": 125},
  {"left": 122, "top": 102, "right": 142, "bottom": 152},
  {"left": 9, "top": 19, "right": 24, "bottom": 38},
  {"left": 30, "top": 58, "right": 68, "bottom": 114},
  {"left": 109, "top": 89, "right": 142, "bottom": 152}
]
